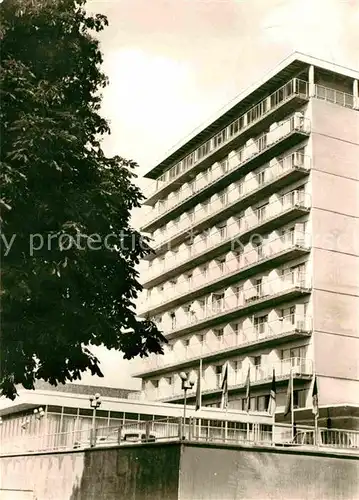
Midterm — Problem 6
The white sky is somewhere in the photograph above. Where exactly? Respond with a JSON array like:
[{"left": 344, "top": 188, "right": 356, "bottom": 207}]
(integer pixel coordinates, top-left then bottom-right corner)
[{"left": 79, "top": 0, "right": 359, "bottom": 390}]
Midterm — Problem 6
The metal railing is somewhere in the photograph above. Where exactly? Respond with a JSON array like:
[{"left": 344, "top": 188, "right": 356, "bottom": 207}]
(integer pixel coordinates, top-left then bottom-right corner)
[
  {"left": 143, "top": 114, "right": 310, "bottom": 228},
  {"left": 137, "top": 314, "right": 312, "bottom": 374},
  {"left": 148, "top": 271, "right": 311, "bottom": 337},
  {"left": 142, "top": 191, "right": 311, "bottom": 287},
  {"left": 146, "top": 149, "right": 310, "bottom": 254},
  {"left": 146, "top": 78, "right": 309, "bottom": 201},
  {"left": 1, "top": 417, "right": 358, "bottom": 455},
  {"left": 156, "top": 357, "right": 313, "bottom": 401},
  {"left": 140, "top": 231, "right": 310, "bottom": 313},
  {"left": 314, "top": 85, "right": 354, "bottom": 108}
]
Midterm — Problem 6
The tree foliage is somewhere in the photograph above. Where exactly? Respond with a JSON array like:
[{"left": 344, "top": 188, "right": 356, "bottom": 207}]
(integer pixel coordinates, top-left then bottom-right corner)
[{"left": 0, "top": 0, "right": 165, "bottom": 399}]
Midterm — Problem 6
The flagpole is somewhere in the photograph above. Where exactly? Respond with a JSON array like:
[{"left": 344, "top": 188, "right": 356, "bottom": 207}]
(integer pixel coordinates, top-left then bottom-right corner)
[
  {"left": 290, "top": 367, "right": 294, "bottom": 442},
  {"left": 198, "top": 358, "right": 202, "bottom": 440}
]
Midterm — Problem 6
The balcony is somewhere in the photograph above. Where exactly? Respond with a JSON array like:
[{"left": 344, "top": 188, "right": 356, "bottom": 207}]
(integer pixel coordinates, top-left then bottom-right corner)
[
  {"left": 135, "top": 315, "right": 312, "bottom": 377},
  {"left": 148, "top": 150, "right": 311, "bottom": 257},
  {"left": 154, "top": 357, "right": 313, "bottom": 403},
  {"left": 144, "top": 78, "right": 309, "bottom": 206},
  {"left": 142, "top": 191, "right": 311, "bottom": 288},
  {"left": 139, "top": 231, "right": 310, "bottom": 316},
  {"left": 142, "top": 114, "right": 310, "bottom": 232},
  {"left": 314, "top": 85, "right": 354, "bottom": 108},
  {"left": 153, "top": 271, "right": 311, "bottom": 339}
]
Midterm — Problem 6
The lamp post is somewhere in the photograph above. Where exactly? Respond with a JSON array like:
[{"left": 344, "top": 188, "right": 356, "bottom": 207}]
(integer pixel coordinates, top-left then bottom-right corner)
[
  {"left": 33, "top": 407, "right": 45, "bottom": 448},
  {"left": 89, "top": 393, "right": 101, "bottom": 447},
  {"left": 179, "top": 372, "right": 195, "bottom": 439}
]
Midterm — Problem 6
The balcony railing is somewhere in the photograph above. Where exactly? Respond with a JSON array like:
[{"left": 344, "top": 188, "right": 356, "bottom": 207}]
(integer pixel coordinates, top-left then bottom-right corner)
[
  {"left": 152, "top": 357, "right": 313, "bottom": 402},
  {"left": 139, "top": 231, "right": 310, "bottom": 314},
  {"left": 314, "top": 85, "right": 354, "bottom": 108},
  {"left": 137, "top": 314, "right": 312, "bottom": 375},
  {"left": 151, "top": 271, "right": 311, "bottom": 338},
  {"left": 148, "top": 149, "right": 310, "bottom": 252},
  {"left": 145, "top": 78, "right": 309, "bottom": 202},
  {"left": 2, "top": 419, "right": 358, "bottom": 455},
  {"left": 143, "top": 191, "right": 311, "bottom": 286},
  {"left": 142, "top": 114, "right": 310, "bottom": 229}
]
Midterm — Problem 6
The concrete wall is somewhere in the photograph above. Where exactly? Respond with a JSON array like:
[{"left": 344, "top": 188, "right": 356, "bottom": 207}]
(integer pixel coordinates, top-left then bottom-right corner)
[
  {"left": 0, "top": 445, "right": 180, "bottom": 500},
  {"left": 310, "top": 98, "right": 359, "bottom": 407},
  {"left": 179, "top": 444, "right": 359, "bottom": 500},
  {"left": 1, "top": 444, "right": 359, "bottom": 500}
]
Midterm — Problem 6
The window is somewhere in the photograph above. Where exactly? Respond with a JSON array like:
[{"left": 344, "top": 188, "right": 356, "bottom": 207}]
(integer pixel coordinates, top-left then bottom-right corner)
[
  {"left": 254, "top": 241, "right": 263, "bottom": 259},
  {"left": 183, "top": 152, "right": 195, "bottom": 170},
  {"left": 237, "top": 182, "right": 244, "bottom": 196},
  {"left": 200, "top": 263, "right": 209, "bottom": 277},
  {"left": 255, "top": 277, "right": 263, "bottom": 296},
  {"left": 169, "top": 279, "right": 177, "bottom": 290},
  {"left": 219, "top": 158, "right": 229, "bottom": 174},
  {"left": 188, "top": 181, "right": 195, "bottom": 195},
  {"left": 293, "top": 389, "right": 306, "bottom": 409},
  {"left": 202, "top": 199, "right": 210, "bottom": 214},
  {"left": 183, "top": 339, "right": 190, "bottom": 348},
  {"left": 152, "top": 380, "right": 159, "bottom": 388},
  {"left": 254, "top": 314, "right": 268, "bottom": 335},
  {"left": 281, "top": 346, "right": 306, "bottom": 364},
  {"left": 229, "top": 116, "right": 244, "bottom": 137},
  {"left": 236, "top": 148, "right": 243, "bottom": 163},
  {"left": 216, "top": 222, "right": 227, "bottom": 238},
  {"left": 158, "top": 284, "right": 164, "bottom": 293},
  {"left": 198, "top": 333, "right": 205, "bottom": 344},
  {"left": 213, "top": 328, "right": 224, "bottom": 342},
  {"left": 233, "top": 360, "right": 242, "bottom": 372},
  {"left": 216, "top": 256, "right": 226, "bottom": 273},
  {"left": 170, "top": 311, "right": 176, "bottom": 329},
  {"left": 280, "top": 306, "right": 296, "bottom": 324},
  {"left": 256, "top": 203, "right": 268, "bottom": 223},
  {"left": 234, "top": 285, "right": 243, "bottom": 303},
  {"left": 173, "top": 216, "right": 180, "bottom": 229},
  {"left": 215, "top": 365, "right": 224, "bottom": 387},
  {"left": 219, "top": 188, "right": 227, "bottom": 205},
  {"left": 212, "top": 292, "right": 225, "bottom": 312},
  {"left": 253, "top": 356, "right": 261, "bottom": 367},
  {"left": 147, "top": 289, "right": 152, "bottom": 299},
  {"left": 257, "top": 168, "right": 266, "bottom": 185},
  {"left": 186, "top": 273, "right": 193, "bottom": 286},
  {"left": 233, "top": 248, "right": 243, "bottom": 266},
  {"left": 257, "top": 133, "right": 268, "bottom": 152},
  {"left": 164, "top": 377, "right": 173, "bottom": 385},
  {"left": 187, "top": 208, "right": 194, "bottom": 223},
  {"left": 197, "top": 141, "right": 210, "bottom": 161},
  {"left": 213, "top": 129, "right": 227, "bottom": 148},
  {"left": 280, "top": 227, "right": 295, "bottom": 245},
  {"left": 257, "top": 395, "right": 266, "bottom": 411}
]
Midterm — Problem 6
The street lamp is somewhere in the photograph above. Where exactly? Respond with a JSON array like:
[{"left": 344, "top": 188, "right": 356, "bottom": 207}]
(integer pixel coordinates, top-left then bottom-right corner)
[
  {"left": 34, "top": 407, "right": 45, "bottom": 420},
  {"left": 179, "top": 372, "right": 195, "bottom": 439},
  {"left": 89, "top": 393, "right": 101, "bottom": 447}
]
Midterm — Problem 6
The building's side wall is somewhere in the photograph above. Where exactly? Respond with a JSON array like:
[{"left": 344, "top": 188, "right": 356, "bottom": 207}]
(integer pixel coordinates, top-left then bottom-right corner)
[
  {"left": 2, "top": 445, "right": 358, "bottom": 500},
  {"left": 0, "top": 445, "right": 181, "bottom": 500},
  {"left": 179, "top": 445, "right": 359, "bottom": 500},
  {"left": 310, "top": 99, "right": 359, "bottom": 406}
]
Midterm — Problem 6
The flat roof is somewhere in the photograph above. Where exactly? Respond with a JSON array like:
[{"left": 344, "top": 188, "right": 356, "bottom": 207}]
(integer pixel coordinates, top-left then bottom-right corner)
[{"left": 144, "top": 52, "right": 359, "bottom": 179}]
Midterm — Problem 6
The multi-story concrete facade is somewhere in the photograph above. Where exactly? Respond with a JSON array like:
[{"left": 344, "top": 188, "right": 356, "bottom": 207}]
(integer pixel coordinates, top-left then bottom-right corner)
[{"left": 136, "top": 53, "right": 359, "bottom": 428}]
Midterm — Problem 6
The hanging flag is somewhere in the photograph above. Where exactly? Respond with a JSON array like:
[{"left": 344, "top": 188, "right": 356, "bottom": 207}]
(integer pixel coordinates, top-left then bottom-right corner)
[
  {"left": 312, "top": 375, "right": 319, "bottom": 417},
  {"left": 195, "top": 359, "right": 202, "bottom": 411},
  {"left": 220, "top": 362, "right": 228, "bottom": 410},
  {"left": 267, "top": 369, "right": 276, "bottom": 416},
  {"left": 244, "top": 366, "right": 251, "bottom": 412},
  {"left": 284, "top": 369, "right": 293, "bottom": 417}
]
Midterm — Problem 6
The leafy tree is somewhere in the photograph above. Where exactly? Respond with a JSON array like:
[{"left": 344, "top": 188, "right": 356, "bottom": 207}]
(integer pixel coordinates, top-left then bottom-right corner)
[{"left": 0, "top": 0, "right": 165, "bottom": 399}]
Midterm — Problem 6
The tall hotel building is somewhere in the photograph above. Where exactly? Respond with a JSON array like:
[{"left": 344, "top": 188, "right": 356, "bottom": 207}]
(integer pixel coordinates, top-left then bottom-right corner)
[{"left": 136, "top": 53, "right": 359, "bottom": 428}]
